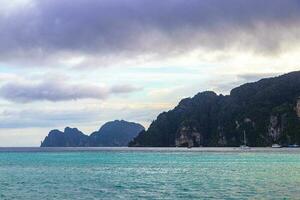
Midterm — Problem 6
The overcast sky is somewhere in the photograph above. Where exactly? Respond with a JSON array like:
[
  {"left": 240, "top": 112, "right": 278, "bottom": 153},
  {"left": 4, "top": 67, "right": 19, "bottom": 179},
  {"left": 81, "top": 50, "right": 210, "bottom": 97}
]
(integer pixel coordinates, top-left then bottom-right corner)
[{"left": 0, "top": 0, "right": 299, "bottom": 146}]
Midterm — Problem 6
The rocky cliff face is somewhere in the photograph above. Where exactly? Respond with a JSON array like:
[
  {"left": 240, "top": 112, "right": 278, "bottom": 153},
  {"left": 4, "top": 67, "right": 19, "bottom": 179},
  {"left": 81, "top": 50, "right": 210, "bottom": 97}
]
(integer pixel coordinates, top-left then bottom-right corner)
[
  {"left": 268, "top": 115, "right": 283, "bottom": 143},
  {"left": 297, "top": 98, "right": 300, "bottom": 118},
  {"left": 129, "top": 71, "right": 300, "bottom": 147},
  {"left": 175, "top": 120, "right": 202, "bottom": 147}
]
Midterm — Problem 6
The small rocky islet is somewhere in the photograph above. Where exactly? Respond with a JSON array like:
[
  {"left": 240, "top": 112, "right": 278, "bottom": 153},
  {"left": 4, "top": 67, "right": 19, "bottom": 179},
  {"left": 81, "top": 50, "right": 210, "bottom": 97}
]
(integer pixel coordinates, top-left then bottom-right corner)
[{"left": 41, "top": 120, "right": 144, "bottom": 147}]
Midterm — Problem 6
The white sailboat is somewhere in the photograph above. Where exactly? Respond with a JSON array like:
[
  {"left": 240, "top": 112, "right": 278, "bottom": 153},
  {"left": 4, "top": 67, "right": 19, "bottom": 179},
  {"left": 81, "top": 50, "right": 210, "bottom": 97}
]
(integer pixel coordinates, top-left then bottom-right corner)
[
  {"left": 240, "top": 130, "right": 250, "bottom": 150},
  {"left": 271, "top": 144, "right": 282, "bottom": 148}
]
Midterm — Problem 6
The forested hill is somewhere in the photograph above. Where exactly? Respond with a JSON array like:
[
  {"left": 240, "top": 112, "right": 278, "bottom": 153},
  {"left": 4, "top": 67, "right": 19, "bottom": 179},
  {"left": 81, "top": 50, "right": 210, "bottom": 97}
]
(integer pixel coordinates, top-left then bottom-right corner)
[{"left": 129, "top": 71, "right": 300, "bottom": 147}]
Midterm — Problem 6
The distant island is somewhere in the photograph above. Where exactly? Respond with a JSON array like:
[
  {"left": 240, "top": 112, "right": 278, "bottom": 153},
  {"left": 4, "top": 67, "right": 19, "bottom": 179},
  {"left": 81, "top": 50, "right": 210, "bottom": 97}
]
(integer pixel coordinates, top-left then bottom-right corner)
[
  {"left": 41, "top": 120, "right": 144, "bottom": 147},
  {"left": 129, "top": 71, "right": 300, "bottom": 147}
]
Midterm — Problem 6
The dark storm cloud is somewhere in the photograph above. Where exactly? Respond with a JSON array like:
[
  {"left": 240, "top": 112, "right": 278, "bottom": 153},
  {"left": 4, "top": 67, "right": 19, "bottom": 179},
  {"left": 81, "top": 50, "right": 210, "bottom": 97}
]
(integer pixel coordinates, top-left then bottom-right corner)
[
  {"left": 1, "top": 0, "right": 300, "bottom": 64},
  {"left": 0, "top": 80, "right": 141, "bottom": 103}
]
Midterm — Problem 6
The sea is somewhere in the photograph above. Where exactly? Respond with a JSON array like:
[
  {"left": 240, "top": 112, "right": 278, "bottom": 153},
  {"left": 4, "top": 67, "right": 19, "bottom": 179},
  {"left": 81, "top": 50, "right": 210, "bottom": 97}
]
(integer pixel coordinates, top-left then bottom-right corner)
[{"left": 0, "top": 147, "right": 300, "bottom": 200}]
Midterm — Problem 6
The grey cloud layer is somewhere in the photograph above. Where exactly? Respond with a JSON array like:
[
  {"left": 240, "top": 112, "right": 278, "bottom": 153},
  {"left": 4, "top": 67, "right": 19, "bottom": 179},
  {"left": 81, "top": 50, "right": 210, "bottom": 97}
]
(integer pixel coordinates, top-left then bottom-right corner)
[
  {"left": 210, "top": 72, "right": 281, "bottom": 94},
  {"left": 0, "top": 80, "right": 141, "bottom": 102},
  {"left": 0, "top": 106, "right": 160, "bottom": 128},
  {"left": 1, "top": 0, "right": 300, "bottom": 64},
  {"left": 0, "top": 108, "right": 101, "bottom": 128}
]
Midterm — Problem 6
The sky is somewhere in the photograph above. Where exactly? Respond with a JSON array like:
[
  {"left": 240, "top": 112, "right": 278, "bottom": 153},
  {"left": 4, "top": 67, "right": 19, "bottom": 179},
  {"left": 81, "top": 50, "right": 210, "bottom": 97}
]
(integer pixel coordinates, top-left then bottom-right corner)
[{"left": 0, "top": 0, "right": 300, "bottom": 146}]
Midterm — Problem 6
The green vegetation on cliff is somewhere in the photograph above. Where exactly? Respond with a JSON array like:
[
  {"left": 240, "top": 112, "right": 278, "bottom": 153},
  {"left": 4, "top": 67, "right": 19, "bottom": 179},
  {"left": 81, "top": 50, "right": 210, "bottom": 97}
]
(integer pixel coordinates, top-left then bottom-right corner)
[{"left": 129, "top": 71, "right": 300, "bottom": 147}]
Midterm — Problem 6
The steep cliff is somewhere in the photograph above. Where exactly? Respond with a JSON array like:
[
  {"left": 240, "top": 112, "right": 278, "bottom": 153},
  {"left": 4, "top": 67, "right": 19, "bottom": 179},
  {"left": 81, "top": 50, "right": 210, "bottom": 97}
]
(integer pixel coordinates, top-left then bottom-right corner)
[
  {"left": 175, "top": 120, "right": 202, "bottom": 147},
  {"left": 129, "top": 71, "right": 300, "bottom": 147},
  {"left": 297, "top": 98, "right": 300, "bottom": 118}
]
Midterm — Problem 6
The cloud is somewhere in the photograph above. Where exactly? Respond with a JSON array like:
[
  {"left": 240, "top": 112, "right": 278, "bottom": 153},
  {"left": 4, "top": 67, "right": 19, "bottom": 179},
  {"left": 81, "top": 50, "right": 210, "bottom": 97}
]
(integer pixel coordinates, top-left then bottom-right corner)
[
  {"left": 209, "top": 72, "right": 282, "bottom": 94},
  {"left": 237, "top": 72, "right": 280, "bottom": 82},
  {"left": 0, "top": 107, "right": 102, "bottom": 128},
  {"left": 0, "top": 73, "right": 22, "bottom": 82},
  {"left": 0, "top": 102, "right": 163, "bottom": 129},
  {"left": 110, "top": 84, "right": 142, "bottom": 94},
  {"left": 0, "top": 79, "right": 141, "bottom": 103},
  {"left": 1, "top": 0, "right": 300, "bottom": 66}
]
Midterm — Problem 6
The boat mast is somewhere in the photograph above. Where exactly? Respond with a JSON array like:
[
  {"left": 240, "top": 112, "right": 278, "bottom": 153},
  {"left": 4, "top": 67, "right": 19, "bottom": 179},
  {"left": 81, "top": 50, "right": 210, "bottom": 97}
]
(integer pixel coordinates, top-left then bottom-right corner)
[{"left": 243, "top": 130, "right": 246, "bottom": 146}]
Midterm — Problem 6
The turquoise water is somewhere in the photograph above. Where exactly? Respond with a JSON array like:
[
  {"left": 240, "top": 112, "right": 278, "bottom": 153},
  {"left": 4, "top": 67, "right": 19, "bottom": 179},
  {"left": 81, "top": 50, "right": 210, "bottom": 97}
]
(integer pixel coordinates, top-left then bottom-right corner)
[{"left": 1, "top": 148, "right": 300, "bottom": 199}]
